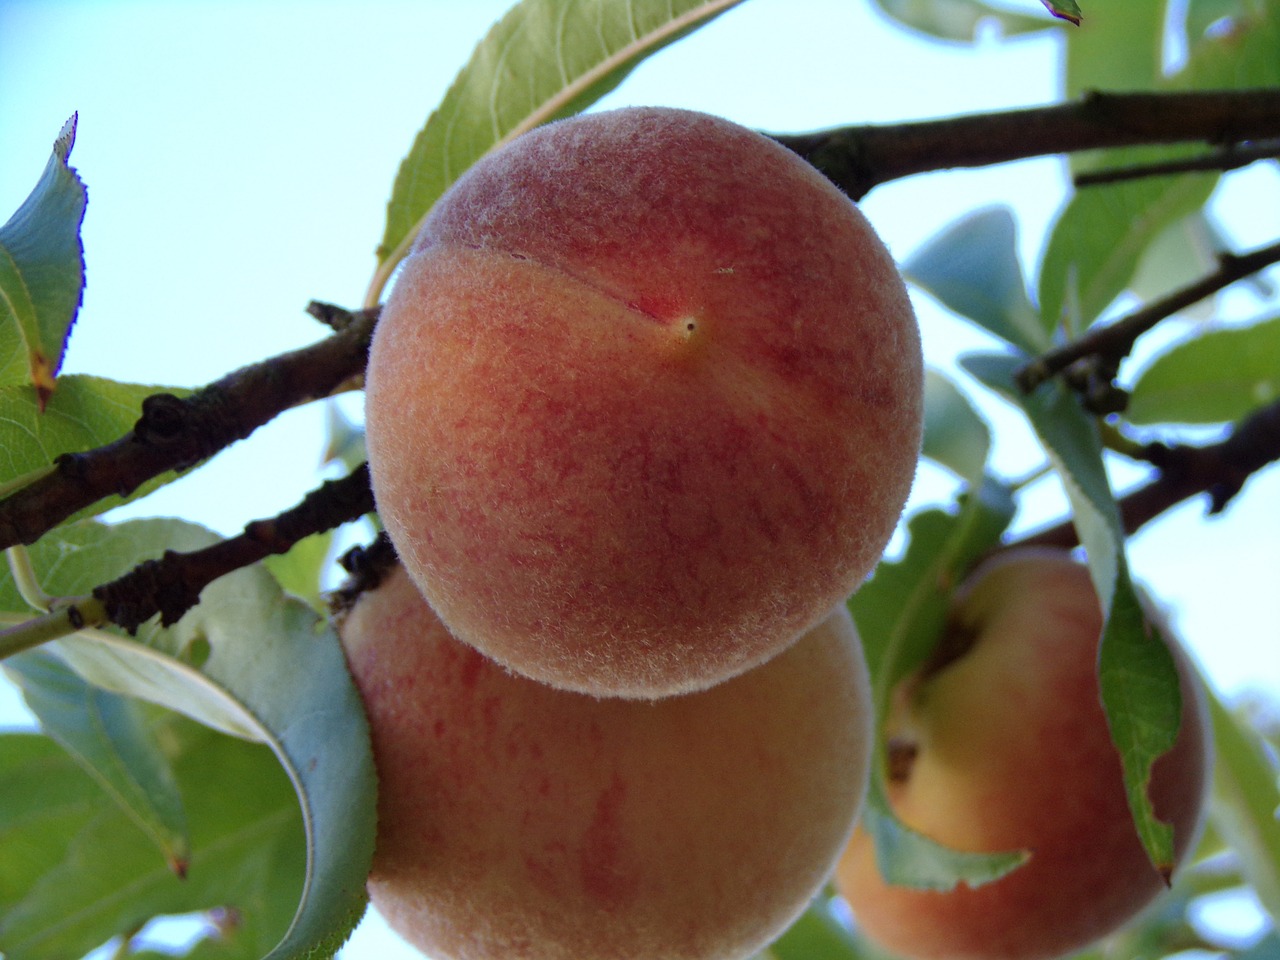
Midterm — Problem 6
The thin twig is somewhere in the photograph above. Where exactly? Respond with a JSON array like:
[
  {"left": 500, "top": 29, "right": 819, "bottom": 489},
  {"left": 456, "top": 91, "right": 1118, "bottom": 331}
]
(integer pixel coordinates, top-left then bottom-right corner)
[
  {"left": 1016, "top": 398, "right": 1280, "bottom": 549},
  {"left": 0, "top": 304, "right": 377, "bottom": 553},
  {"left": 1074, "top": 138, "right": 1280, "bottom": 188},
  {"left": 1014, "top": 239, "right": 1280, "bottom": 394},
  {"left": 95, "top": 463, "right": 375, "bottom": 632},
  {"left": 0, "top": 464, "right": 375, "bottom": 656}
]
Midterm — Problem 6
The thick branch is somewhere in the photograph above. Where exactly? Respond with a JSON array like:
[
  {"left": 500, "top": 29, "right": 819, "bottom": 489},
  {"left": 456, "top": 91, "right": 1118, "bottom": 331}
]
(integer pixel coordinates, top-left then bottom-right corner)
[
  {"left": 776, "top": 89, "right": 1280, "bottom": 200},
  {"left": 1018, "top": 398, "right": 1280, "bottom": 549},
  {"left": 94, "top": 463, "right": 374, "bottom": 631},
  {"left": 3, "top": 91, "right": 1278, "bottom": 561},
  {"left": 0, "top": 305, "right": 376, "bottom": 552}
]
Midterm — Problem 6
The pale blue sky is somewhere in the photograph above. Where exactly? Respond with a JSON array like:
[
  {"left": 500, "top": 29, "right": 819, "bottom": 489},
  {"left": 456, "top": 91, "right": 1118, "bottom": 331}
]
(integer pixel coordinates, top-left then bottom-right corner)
[{"left": 1, "top": 2, "right": 1278, "bottom": 957}]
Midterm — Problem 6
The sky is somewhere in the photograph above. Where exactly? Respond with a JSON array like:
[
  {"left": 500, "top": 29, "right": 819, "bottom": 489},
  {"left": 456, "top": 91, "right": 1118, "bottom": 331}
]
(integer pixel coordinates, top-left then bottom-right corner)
[{"left": 1, "top": 1, "right": 1278, "bottom": 957}]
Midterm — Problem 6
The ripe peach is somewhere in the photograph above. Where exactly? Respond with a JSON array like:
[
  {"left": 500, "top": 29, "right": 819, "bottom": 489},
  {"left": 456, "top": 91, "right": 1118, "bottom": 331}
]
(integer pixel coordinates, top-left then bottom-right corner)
[
  {"left": 339, "top": 563, "right": 873, "bottom": 960},
  {"left": 836, "top": 547, "right": 1211, "bottom": 960},
  {"left": 364, "top": 105, "right": 922, "bottom": 699}
]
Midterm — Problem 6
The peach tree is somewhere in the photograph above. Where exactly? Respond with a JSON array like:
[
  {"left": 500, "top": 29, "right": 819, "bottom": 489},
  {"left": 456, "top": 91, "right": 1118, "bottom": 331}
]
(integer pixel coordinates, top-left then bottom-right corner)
[{"left": 1, "top": 2, "right": 1279, "bottom": 959}]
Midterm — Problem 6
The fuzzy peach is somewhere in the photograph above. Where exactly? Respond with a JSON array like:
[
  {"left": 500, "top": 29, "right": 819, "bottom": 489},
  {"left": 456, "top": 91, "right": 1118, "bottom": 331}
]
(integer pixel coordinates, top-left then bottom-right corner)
[
  {"left": 364, "top": 105, "right": 922, "bottom": 698},
  {"left": 339, "top": 563, "right": 873, "bottom": 960},
  {"left": 836, "top": 547, "right": 1211, "bottom": 960}
]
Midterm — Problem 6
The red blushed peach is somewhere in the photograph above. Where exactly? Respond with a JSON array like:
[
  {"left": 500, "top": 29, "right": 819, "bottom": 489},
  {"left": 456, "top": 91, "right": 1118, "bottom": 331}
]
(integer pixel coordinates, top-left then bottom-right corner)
[
  {"left": 339, "top": 563, "right": 873, "bottom": 960},
  {"left": 836, "top": 547, "right": 1211, "bottom": 960},
  {"left": 364, "top": 105, "right": 922, "bottom": 698}
]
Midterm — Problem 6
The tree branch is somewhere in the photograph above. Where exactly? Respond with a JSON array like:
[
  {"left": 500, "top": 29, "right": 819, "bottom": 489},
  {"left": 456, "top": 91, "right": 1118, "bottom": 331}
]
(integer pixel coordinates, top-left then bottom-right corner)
[
  {"left": 1013, "top": 239, "right": 1280, "bottom": 394},
  {"left": 1073, "top": 137, "right": 1280, "bottom": 187},
  {"left": 1017, "top": 398, "right": 1280, "bottom": 549},
  {"left": 4, "top": 90, "right": 1279, "bottom": 564},
  {"left": 776, "top": 89, "right": 1280, "bottom": 200},
  {"left": 0, "top": 304, "right": 377, "bottom": 553},
  {"left": 94, "top": 463, "right": 374, "bottom": 631}
]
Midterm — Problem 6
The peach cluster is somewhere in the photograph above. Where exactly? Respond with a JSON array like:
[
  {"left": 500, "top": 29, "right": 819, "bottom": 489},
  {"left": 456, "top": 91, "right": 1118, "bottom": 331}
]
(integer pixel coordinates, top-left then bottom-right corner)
[{"left": 353, "top": 104, "right": 920, "bottom": 960}]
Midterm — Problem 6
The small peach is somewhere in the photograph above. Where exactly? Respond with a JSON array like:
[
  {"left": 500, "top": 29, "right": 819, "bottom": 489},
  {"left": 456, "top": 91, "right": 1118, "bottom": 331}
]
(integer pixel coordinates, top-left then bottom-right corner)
[{"left": 836, "top": 547, "right": 1211, "bottom": 960}]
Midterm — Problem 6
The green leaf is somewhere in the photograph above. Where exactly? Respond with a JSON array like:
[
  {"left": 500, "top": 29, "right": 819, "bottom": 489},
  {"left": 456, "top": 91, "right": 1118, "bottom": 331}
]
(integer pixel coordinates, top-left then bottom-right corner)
[
  {"left": 1184, "top": 0, "right": 1246, "bottom": 42},
  {"left": 765, "top": 894, "right": 866, "bottom": 959},
  {"left": 1175, "top": 0, "right": 1280, "bottom": 88},
  {"left": 904, "top": 206, "right": 1044, "bottom": 354},
  {"left": 0, "top": 518, "right": 376, "bottom": 960},
  {"left": 1129, "top": 212, "right": 1229, "bottom": 314},
  {"left": 0, "top": 721, "right": 305, "bottom": 960},
  {"left": 922, "top": 369, "right": 992, "bottom": 486},
  {"left": 865, "top": 0, "right": 1060, "bottom": 42},
  {"left": 0, "top": 115, "right": 87, "bottom": 402},
  {"left": 858, "top": 792, "right": 1031, "bottom": 892},
  {"left": 262, "top": 531, "right": 335, "bottom": 613},
  {"left": 964, "top": 350, "right": 1185, "bottom": 876},
  {"left": 1037, "top": 164, "right": 1217, "bottom": 334},
  {"left": 3, "top": 650, "right": 191, "bottom": 877},
  {"left": 320, "top": 400, "right": 367, "bottom": 475},
  {"left": 0, "top": 732, "right": 107, "bottom": 910},
  {"left": 1064, "top": 0, "right": 1163, "bottom": 97},
  {"left": 850, "top": 483, "right": 1020, "bottom": 889},
  {"left": 1206, "top": 688, "right": 1280, "bottom": 920},
  {"left": 0, "top": 374, "right": 186, "bottom": 511},
  {"left": 371, "top": 0, "right": 745, "bottom": 300},
  {"left": 1127, "top": 316, "right": 1280, "bottom": 425}
]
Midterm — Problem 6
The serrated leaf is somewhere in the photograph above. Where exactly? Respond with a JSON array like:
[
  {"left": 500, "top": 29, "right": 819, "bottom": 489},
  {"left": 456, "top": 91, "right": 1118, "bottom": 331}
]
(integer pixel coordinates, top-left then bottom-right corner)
[
  {"left": 0, "top": 374, "right": 187, "bottom": 515},
  {"left": 0, "top": 721, "right": 304, "bottom": 960},
  {"left": 964, "top": 349, "right": 1185, "bottom": 877},
  {"left": 0, "top": 115, "right": 86, "bottom": 403},
  {"left": 371, "top": 0, "right": 745, "bottom": 300},
  {"left": 922, "top": 369, "right": 992, "bottom": 486},
  {"left": 3, "top": 650, "right": 190, "bottom": 877},
  {"left": 858, "top": 793, "right": 1031, "bottom": 892},
  {"left": 849, "top": 483, "right": 1019, "bottom": 889},
  {"left": 866, "top": 0, "right": 1060, "bottom": 42},
  {"left": 1038, "top": 163, "right": 1217, "bottom": 335},
  {"left": 1206, "top": 688, "right": 1280, "bottom": 920},
  {"left": 0, "top": 518, "right": 376, "bottom": 960},
  {"left": 904, "top": 206, "right": 1044, "bottom": 354},
  {"left": 1127, "top": 316, "right": 1280, "bottom": 425}
]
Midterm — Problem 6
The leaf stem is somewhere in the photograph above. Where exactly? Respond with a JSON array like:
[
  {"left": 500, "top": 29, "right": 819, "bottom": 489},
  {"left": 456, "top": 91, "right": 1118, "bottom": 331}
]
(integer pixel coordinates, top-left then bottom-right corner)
[
  {"left": 6, "top": 545, "right": 54, "bottom": 612},
  {"left": 0, "top": 596, "right": 106, "bottom": 661}
]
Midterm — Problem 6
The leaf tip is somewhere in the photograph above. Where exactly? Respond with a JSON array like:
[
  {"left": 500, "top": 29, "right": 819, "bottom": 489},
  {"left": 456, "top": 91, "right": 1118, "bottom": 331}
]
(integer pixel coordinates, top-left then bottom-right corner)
[
  {"left": 1040, "top": 1, "right": 1082, "bottom": 24},
  {"left": 55, "top": 113, "right": 79, "bottom": 161},
  {"left": 31, "top": 354, "right": 57, "bottom": 411}
]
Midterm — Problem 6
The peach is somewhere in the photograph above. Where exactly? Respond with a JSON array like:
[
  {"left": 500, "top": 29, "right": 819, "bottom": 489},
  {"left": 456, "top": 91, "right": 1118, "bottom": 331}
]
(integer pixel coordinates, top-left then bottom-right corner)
[
  {"left": 836, "top": 547, "right": 1211, "bottom": 960},
  {"left": 339, "top": 563, "right": 873, "bottom": 960},
  {"left": 364, "top": 105, "right": 922, "bottom": 698}
]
